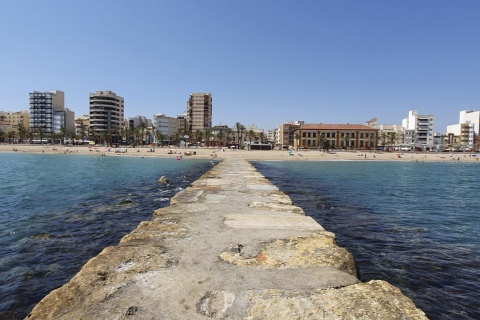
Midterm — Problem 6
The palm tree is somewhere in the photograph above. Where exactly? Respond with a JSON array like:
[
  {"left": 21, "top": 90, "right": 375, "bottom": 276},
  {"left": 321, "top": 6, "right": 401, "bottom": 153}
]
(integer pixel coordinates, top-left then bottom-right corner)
[
  {"left": 204, "top": 129, "right": 213, "bottom": 147},
  {"left": 134, "top": 127, "right": 141, "bottom": 146},
  {"left": 139, "top": 122, "right": 146, "bottom": 145},
  {"left": 80, "top": 125, "right": 87, "bottom": 144},
  {"left": 388, "top": 132, "right": 397, "bottom": 149},
  {"left": 247, "top": 129, "right": 256, "bottom": 150},
  {"left": 234, "top": 122, "right": 246, "bottom": 149},
  {"left": 28, "top": 128, "right": 34, "bottom": 144},
  {"left": 69, "top": 130, "right": 76, "bottom": 144},
  {"left": 60, "top": 126, "right": 66, "bottom": 144},
  {"left": 7, "top": 131, "right": 16, "bottom": 144},
  {"left": 110, "top": 125, "right": 119, "bottom": 144},
  {"left": 258, "top": 132, "right": 266, "bottom": 144},
  {"left": 155, "top": 130, "right": 165, "bottom": 146},
  {"left": 293, "top": 132, "right": 300, "bottom": 149},
  {"left": 215, "top": 130, "right": 225, "bottom": 147},
  {"left": 318, "top": 132, "right": 326, "bottom": 150},
  {"left": 89, "top": 128, "right": 98, "bottom": 144},
  {"left": 48, "top": 131, "right": 56, "bottom": 144},
  {"left": 379, "top": 132, "right": 387, "bottom": 148},
  {"left": 194, "top": 130, "right": 204, "bottom": 146},
  {"left": 17, "top": 123, "right": 26, "bottom": 144},
  {"left": 38, "top": 127, "right": 46, "bottom": 145},
  {"left": 369, "top": 132, "right": 377, "bottom": 150},
  {"left": 225, "top": 128, "right": 232, "bottom": 146},
  {"left": 0, "top": 128, "right": 5, "bottom": 143},
  {"left": 342, "top": 133, "right": 350, "bottom": 150}
]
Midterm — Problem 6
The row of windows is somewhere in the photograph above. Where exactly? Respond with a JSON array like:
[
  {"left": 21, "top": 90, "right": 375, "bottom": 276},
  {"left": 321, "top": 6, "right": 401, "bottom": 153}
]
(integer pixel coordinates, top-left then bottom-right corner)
[{"left": 300, "top": 131, "right": 376, "bottom": 139}]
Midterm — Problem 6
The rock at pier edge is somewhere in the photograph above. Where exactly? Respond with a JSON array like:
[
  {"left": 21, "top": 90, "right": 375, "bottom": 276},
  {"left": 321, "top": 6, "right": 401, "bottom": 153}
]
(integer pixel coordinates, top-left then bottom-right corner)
[{"left": 26, "top": 158, "right": 427, "bottom": 320}]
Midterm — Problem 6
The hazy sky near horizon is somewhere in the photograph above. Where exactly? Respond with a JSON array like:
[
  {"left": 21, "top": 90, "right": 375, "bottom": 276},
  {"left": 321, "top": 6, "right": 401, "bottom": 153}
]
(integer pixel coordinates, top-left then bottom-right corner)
[{"left": 1, "top": 1, "right": 479, "bottom": 133}]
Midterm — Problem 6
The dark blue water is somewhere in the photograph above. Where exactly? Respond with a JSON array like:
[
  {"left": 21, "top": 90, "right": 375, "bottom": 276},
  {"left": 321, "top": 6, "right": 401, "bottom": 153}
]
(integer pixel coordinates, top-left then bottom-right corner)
[
  {"left": 0, "top": 153, "right": 215, "bottom": 319},
  {"left": 252, "top": 160, "right": 480, "bottom": 320}
]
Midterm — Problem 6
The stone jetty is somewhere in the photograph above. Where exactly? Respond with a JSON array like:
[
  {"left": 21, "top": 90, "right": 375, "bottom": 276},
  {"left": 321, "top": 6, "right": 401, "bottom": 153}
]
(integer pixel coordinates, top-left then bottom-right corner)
[{"left": 27, "top": 158, "right": 427, "bottom": 319}]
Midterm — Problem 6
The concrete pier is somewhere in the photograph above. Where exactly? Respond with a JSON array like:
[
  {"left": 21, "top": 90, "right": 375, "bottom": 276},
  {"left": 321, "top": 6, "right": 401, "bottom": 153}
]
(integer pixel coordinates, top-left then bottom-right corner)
[{"left": 27, "top": 158, "right": 427, "bottom": 319}]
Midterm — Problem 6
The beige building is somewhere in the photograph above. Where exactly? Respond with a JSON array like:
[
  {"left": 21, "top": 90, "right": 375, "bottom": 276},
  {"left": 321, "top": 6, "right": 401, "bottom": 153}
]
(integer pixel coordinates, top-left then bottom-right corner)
[
  {"left": 186, "top": 93, "right": 212, "bottom": 134},
  {"left": 276, "top": 121, "right": 304, "bottom": 149},
  {"left": 293, "top": 124, "right": 379, "bottom": 150},
  {"left": 0, "top": 110, "right": 29, "bottom": 132},
  {"left": 74, "top": 115, "right": 90, "bottom": 142}
]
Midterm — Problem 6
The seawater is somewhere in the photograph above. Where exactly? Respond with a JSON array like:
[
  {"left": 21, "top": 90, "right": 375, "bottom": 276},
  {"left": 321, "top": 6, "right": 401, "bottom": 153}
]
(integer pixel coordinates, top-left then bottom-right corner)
[
  {"left": 0, "top": 152, "right": 215, "bottom": 319},
  {"left": 252, "top": 160, "right": 480, "bottom": 320}
]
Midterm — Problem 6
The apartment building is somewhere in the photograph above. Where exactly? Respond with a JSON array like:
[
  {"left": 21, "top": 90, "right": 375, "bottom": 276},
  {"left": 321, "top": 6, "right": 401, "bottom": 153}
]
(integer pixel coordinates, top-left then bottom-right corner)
[
  {"left": 0, "top": 110, "right": 29, "bottom": 134},
  {"left": 446, "top": 110, "right": 480, "bottom": 148},
  {"left": 186, "top": 93, "right": 212, "bottom": 134},
  {"left": 74, "top": 115, "right": 90, "bottom": 142},
  {"left": 89, "top": 90, "right": 124, "bottom": 135},
  {"left": 29, "top": 90, "right": 74, "bottom": 136},
  {"left": 153, "top": 113, "right": 179, "bottom": 144},
  {"left": 293, "top": 124, "right": 379, "bottom": 150},
  {"left": 276, "top": 121, "right": 304, "bottom": 149},
  {"left": 401, "top": 110, "right": 434, "bottom": 147}
]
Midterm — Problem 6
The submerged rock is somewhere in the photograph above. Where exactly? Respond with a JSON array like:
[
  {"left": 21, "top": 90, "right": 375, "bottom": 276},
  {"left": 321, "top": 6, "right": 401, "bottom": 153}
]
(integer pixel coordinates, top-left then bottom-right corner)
[{"left": 158, "top": 176, "right": 169, "bottom": 184}]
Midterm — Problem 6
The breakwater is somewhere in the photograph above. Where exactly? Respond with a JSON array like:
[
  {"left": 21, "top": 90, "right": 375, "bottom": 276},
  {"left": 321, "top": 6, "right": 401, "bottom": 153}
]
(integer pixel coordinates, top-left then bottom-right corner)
[{"left": 26, "top": 158, "right": 427, "bottom": 319}]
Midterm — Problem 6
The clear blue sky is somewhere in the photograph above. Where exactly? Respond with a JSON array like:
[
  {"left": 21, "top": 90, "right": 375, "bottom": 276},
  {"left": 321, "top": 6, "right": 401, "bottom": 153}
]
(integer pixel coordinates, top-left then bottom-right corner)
[{"left": 1, "top": 1, "right": 479, "bottom": 133}]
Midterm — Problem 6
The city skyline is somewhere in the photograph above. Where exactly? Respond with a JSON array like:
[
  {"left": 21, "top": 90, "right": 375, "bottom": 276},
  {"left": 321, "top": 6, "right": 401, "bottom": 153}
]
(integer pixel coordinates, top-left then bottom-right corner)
[{"left": 1, "top": 1, "right": 479, "bottom": 133}]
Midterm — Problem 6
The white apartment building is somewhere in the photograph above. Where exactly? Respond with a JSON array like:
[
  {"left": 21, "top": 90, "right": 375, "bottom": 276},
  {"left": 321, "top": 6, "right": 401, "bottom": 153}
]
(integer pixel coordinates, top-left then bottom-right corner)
[
  {"left": 153, "top": 113, "right": 179, "bottom": 144},
  {"left": 186, "top": 93, "right": 212, "bottom": 134},
  {"left": 401, "top": 110, "right": 434, "bottom": 146},
  {"left": 446, "top": 110, "right": 480, "bottom": 147}
]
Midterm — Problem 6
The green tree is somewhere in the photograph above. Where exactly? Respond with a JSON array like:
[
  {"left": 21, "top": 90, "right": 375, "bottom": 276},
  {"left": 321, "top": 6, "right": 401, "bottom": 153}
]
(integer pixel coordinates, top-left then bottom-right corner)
[
  {"left": 342, "top": 132, "right": 351, "bottom": 149},
  {"left": 7, "top": 131, "right": 16, "bottom": 144},
  {"left": 38, "top": 127, "right": 46, "bottom": 144},
  {"left": 318, "top": 132, "right": 326, "bottom": 150},
  {"left": 204, "top": 129, "right": 213, "bottom": 147},
  {"left": 294, "top": 132, "right": 300, "bottom": 149},
  {"left": 369, "top": 132, "right": 377, "bottom": 150},
  {"left": 247, "top": 129, "right": 256, "bottom": 150},
  {"left": 140, "top": 122, "right": 146, "bottom": 145},
  {"left": 0, "top": 128, "right": 5, "bottom": 143},
  {"left": 235, "top": 122, "right": 245, "bottom": 149},
  {"left": 69, "top": 130, "right": 76, "bottom": 144},
  {"left": 155, "top": 130, "right": 165, "bottom": 146},
  {"left": 28, "top": 128, "right": 34, "bottom": 143},
  {"left": 379, "top": 132, "right": 387, "bottom": 148},
  {"left": 215, "top": 129, "right": 225, "bottom": 147},
  {"left": 60, "top": 126, "right": 66, "bottom": 144},
  {"left": 388, "top": 132, "right": 397, "bottom": 148},
  {"left": 17, "top": 123, "right": 26, "bottom": 144},
  {"left": 224, "top": 127, "right": 232, "bottom": 146},
  {"left": 194, "top": 130, "right": 204, "bottom": 145}
]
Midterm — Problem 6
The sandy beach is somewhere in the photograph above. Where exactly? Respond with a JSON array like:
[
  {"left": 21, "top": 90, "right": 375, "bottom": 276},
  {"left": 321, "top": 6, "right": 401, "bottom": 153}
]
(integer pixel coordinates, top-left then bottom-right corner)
[{"left": 2, "top": 144, "right": 479, "bottom": 162}]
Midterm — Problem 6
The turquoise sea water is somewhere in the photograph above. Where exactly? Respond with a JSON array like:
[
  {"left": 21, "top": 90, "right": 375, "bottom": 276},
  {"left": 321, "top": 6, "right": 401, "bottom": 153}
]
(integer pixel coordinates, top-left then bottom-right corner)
[
  {"left": 252, "top": 160, "right": 480, "bottom": 320},
  {"left": 0, "top": 153, "right": 215, "bottom": 319}
]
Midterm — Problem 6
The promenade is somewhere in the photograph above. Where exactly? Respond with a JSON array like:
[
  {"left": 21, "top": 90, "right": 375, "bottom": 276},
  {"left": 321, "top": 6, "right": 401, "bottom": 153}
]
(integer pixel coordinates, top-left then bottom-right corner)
[{"left": 26, "top": 158, "right": 427, "bottom": 319}]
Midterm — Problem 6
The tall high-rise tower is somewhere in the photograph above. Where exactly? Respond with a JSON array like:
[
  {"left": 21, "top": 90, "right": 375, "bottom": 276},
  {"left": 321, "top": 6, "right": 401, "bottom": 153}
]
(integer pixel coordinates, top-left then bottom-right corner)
[
  {"left": 89, "top": 90, "right": 124, "bottom": 135},
  {"left": 29, "top": 90, "right": 66, "bottom": 135},
  {"left": 186, "top": 93, "right": 212, "bottom": 134}
]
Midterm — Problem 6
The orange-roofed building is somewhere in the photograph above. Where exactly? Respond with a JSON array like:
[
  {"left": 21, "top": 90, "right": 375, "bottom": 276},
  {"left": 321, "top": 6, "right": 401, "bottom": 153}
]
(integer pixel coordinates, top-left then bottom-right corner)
[{"left": 293, "top": 124, "right": 379, "bottom": 150}]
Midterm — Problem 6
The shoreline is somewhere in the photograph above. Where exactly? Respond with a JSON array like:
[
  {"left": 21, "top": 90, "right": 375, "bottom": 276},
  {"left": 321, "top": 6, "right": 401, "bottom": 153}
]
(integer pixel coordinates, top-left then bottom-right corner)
[{"left": 1, "top": 144, "right": 479, "bottom": 162}]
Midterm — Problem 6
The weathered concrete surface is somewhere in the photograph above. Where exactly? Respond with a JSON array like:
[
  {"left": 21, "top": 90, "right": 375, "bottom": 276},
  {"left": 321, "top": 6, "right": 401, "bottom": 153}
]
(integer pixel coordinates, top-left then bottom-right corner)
[{"left": 26, "top": 158, "right": 427, "bottom": 319}]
